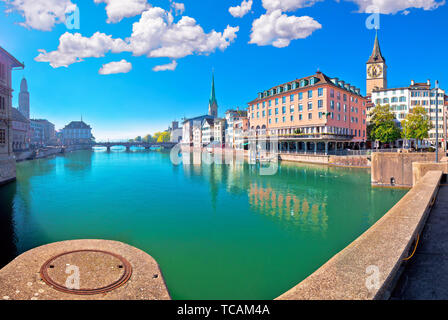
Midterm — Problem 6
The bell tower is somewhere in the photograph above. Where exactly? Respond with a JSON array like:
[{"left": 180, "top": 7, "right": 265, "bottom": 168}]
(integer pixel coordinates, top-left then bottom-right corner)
[
  {"left": 208, "top": 71, "right": 218, "bottom": 118},
  {"left": 366, "top": 30, "right": 387, "bottom": 96}
]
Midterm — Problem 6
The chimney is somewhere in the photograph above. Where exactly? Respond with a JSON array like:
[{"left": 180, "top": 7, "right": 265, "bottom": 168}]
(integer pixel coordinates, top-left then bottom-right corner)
[
  {"left": 427, "top": 79, "right": 431, "bottom": 86},
  {"left": 411, "top": 80, "right": 415, "bottom": 86}
]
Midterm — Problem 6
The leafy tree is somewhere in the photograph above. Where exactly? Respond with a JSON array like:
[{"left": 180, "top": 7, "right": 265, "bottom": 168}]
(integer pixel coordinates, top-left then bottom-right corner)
[
  {"left": 369, "top": 104, "right": 402, "bottom": 144},
  {"left": 401, "top": 105, "right": 432, "bottom": 140},
  {"left": 156, "top": 132, "right": 171, "bottom": 143},
  {"left": 143, "top": 134, "right": 153, "bottom": 143}
]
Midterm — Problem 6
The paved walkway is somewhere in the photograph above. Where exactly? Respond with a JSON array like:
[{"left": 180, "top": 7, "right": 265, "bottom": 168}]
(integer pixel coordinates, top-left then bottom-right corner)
[{"left": 392, "top": 183, "right": 448, "bottom": 299}]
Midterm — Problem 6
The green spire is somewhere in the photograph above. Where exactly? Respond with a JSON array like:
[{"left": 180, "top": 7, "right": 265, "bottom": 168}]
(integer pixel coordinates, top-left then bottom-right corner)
[{"left": 209, "top": 70, "right": 217, "bottom": 106}]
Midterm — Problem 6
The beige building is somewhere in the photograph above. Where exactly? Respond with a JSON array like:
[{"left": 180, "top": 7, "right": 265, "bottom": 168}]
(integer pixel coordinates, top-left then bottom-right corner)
[
  {"left": 213, "top": 118, "right": 226, "bottom": 145},
  {"left": 0, "top": 46, "right": 24, "bottom": 185}
]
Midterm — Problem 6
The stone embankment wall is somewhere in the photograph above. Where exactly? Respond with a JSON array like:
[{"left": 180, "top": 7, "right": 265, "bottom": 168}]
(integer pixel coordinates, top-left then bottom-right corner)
[
  {"left": 0, "top": 157, "right": 16, "bottom": 186},
  {"left": 371, "top": 152, "right": 444, "bottom": 188},
  {"left": 277, "top": 170, "right": 442, "bottom": 300}
]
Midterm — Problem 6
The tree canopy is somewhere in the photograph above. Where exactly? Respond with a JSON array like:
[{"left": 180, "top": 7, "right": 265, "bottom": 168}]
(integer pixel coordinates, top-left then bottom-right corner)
[
  {"left": 368, "top": 104, "right": 402, "bottom": 143},
  {"left": 401, "top": 105, "right": 432, "bottom": 140}
]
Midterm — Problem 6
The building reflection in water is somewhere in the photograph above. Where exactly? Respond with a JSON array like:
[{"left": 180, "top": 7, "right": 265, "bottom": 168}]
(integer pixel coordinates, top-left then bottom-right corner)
[
  {"left": 248, "top": 182, "right": 328, "bottom": 233},
  {"left": 179, "top": 151, "right": 329, "bottom": 233}
]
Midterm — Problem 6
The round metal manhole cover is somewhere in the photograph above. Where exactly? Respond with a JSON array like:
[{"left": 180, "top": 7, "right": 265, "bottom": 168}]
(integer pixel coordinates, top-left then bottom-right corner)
[{"left": 40, "top": 250, "right": 132, "bottom": 295}]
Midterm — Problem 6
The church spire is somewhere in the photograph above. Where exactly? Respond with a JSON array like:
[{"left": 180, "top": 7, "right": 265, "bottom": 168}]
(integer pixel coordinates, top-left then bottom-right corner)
[
  {"left": 367, "top": 30, "right": 385, "bottom": 64},
  {"left": 208, "top": 70, "right": 218, "bottom": 117}
]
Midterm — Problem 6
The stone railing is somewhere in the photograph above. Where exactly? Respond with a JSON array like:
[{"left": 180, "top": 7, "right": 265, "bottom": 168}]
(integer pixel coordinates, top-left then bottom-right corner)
[{"left": 277, "top": 170, "right": 442, "bottom": 300}]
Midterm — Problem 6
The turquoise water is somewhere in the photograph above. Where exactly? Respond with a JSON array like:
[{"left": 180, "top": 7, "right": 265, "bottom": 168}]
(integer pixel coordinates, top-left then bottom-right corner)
[{"left": 0, "top": 149, "right": 407, "bottom": 299}]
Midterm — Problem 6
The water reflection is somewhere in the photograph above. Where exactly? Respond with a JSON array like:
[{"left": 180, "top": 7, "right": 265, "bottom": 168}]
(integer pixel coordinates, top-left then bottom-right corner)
[{"left": 0, "top": 182, "right": 17, "bottom": 268}]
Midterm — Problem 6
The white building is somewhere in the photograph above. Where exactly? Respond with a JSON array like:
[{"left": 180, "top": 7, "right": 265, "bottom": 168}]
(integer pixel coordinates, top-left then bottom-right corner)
[
  {"left": 201, "top": 118, "right": 214, "bottom": 145},
  {"left": 371, "top": 80, "right": 446, "bottom": 144},
  {"left": 213, "top": 118, "right": 226, "bottom": 146},
  {"left": 193, "top": 123, "right": 202, "bottom": 148},
  {"left": 225, "top": 109, "right": 248, "bottom": 148},
  {"left": 61, "top": 120, "right": 93, "bottom": 145}
]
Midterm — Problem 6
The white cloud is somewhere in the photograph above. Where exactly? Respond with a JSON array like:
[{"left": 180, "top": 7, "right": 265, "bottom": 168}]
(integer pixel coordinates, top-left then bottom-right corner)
[
  {"left": 261, "top": 0, "right": 322, "bottom": 12},
  {"left": 171, "top": 1, "right": 185, "bottom": 15},
  {"left": 35, "top": 32, "right": 128, "bottom": 67},
  {"left": 229, "top": 0, "right": 253, "bottom": 18},
  {"left": 127, "top": 7, "right": 239, "bottom": 59},
  {"left": 99, "top": 59, "right": 132, "bottom": 74},
  {"left": 1, "top": 0, "right": 76, "bottom": 31},
  {"left": 34, "top": 6, "right": 239, "bottom": 71},
  {"left": 94, "top": 0, "right": 151, "bottom": 23},
  {"left": 346, "top": 0, "right": 445, "bottom": 14},
  {"left": 153, "top": 60, "right": 177, "bottom": 72},
  {"left": 249, "top": 9, "right": 321, "bottom": 48}
]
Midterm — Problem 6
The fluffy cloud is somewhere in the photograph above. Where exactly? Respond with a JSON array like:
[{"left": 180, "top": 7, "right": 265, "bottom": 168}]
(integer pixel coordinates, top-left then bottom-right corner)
[
  {"left": 127, "top": 7, "right": 239, "bottom": 59},
  {"left": 35, "top": 6, "right": 239, "bottom": 71},
  {"left": 1, "top": 0, "right": 76, "bottom": 31},
  {"left": 346, "top": 0, "right": 445, "bottom": 14},
  {"left": 171, "top": 1, "right": 185, "bottom": 15},
  {"left": 229, "top": 0, "right": 253, "bottom": 18},
  {"left": 261, "top": 0, "right": 322, "bottom": 12},
  {"left": 99, "top": 59, "right": 132, "bottom": 74},
  {"left": 249, "top": 9, "right": 321, "bottom": 47},
  {"left": 35, "top": 32, "right": 128, "bottom": 67},
  {"left": 94, "top": 0, "right": 151, "bottom": 23},
  {"left": 153, "top": 60, "right": 178, "bottom": 72}
]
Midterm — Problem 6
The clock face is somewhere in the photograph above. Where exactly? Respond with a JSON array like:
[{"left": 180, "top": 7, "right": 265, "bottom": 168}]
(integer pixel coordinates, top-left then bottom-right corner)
[{"left": 368, "top": 64, "right": 383, "bottom": 78}]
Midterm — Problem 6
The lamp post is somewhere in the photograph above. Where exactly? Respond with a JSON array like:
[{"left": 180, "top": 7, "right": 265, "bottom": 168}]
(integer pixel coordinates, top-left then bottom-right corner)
[{"left": 435, "top": 80, "right": 439, "bottom": 163}]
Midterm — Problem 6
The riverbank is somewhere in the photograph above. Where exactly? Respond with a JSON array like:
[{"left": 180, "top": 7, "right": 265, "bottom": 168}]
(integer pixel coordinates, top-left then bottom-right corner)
[
  {"left": 14, "top": 145, "right": 92, "bottom": 162},
  {"left": 181, "top": 146, "right": 371, "bottom": 168}
]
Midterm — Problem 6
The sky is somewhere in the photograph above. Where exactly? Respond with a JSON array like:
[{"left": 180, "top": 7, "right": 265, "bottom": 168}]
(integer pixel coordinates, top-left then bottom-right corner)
[{"left": 0, "top": 0, "right": 447, "bottom": 140}]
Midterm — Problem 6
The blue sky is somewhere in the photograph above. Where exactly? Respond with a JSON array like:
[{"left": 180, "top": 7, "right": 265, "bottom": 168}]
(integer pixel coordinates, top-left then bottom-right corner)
[{"left": 0, "top": 0, "right": 447, "bottom": 140}]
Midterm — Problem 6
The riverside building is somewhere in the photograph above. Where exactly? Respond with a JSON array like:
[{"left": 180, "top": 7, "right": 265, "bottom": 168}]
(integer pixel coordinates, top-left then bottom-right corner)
[
  {"left": 0, "top": 46, "right": 24, "bottom": 185},
  {"left": 371, "top": 80, "right": 446, "bottom": 144},
  {"left": 247, "top": 71, "right": 368, "bottom": 153}
]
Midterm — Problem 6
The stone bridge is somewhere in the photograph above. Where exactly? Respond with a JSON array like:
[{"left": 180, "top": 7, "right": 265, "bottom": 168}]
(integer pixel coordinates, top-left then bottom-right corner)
[{"left": 94, "top": 142, "right": 177, "bottom": 151}]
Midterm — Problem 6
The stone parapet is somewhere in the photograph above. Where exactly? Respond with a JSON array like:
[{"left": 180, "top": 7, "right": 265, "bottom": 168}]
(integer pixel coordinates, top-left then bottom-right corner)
[{"left": 277, "top": 170, "right": 442, "bottom": 300}]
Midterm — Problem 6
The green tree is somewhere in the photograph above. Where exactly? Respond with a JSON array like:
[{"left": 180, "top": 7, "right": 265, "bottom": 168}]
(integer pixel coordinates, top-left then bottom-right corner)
[
  {"left": 142, "top": 134, "right": 153, "bottom": 143},
  {"left": 401, "top": 105, "right": 432, "bottom": 140},
  {"left": 156, "top": 132, "right": 171, "bottom": 143},
  {"left": 369, "top": 104, "right": 402, "bottom": 144}
]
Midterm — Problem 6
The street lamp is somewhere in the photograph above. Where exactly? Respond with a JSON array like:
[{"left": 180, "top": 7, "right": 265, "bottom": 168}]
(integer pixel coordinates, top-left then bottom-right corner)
[{"left": 434, "top": 80, "right": 440, "bottom": 163}]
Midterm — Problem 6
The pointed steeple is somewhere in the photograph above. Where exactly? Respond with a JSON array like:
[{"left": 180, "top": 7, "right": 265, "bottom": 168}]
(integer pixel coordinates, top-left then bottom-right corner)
[
  {"left": 208, "top": 70, "right": 218, "bottom": 117},
  {"left": 209, "top": 70, "right": 217, "bottom": 106},
  {"left": 367, "top": 30, "right": 386, "bottom": 64}
]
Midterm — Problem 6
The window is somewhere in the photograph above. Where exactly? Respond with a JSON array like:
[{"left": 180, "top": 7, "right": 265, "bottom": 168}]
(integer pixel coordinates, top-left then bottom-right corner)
[
  {"left": 275, "top": 108, "right": 279, "bottom": 115},
  {"left": 282, "top": 97, "right": 286, "bottom": 104},
  {"left": 290, "top": 115, "right": 294, "bottom": 121},
  {"left": 308, "top": 102, "right": 313, "bottom": 110},
  {"left": 275, "top": 118, "right": 278, "bottom": 123},
  {"left": 308, "top": 113, "right": 312, "bottom": 120},
  {"left": 290, "top": 94, "right": 295, "bottom": 102},
  {"left": 299, "top": 114, "right": 303, "bottom": 120},
  {"left": 275, "top": 98, "right": 279, "bottom": 105},
  {"left": 318, "top": 88, "right": 323, "bottom": 97},
  {"left": 0, "top": 129, "right": 5, "bottom": 144},
  {"left": 318, "top": 112, "right": 323, "bottom": 119},
  {"left": 299, "top": 104, "right": 303, "bottom": 112},
  {"left": 282, "top": 116, "right": 286, "bottom": 123},
  {"left": 299, "top": 92, "right": 303, "bottom": 100},
  {"left": 318, "top": 100, "right": 323, "bottom": 109},
  {"left": 290, "top": 105, "right": 294, "bottom": 113},
  {"left": 330, "top": 100, "right": 335, "bottom": 110},
  {"left": 343, "top": 94, "right": 347, "bottom": 102},
  {"left": 308, "top": 90, "right": 313, "bottom": 99},
  {"left": 330, "top": 89, "right": 334, "bottom": 98},
  {"left": 269, "top": 100, "right": 272, "bottom": 107},
  {"left": 0, "top": 95, "right": 5, "bottom": 111},
  {"left": 282, "top": 106, "right": 286, "bottom": 114},
  {"left": 262, "top": 111, "right": 265, "bottom": 117},
  {"left": 257, "top": 112, "right": 259, "bottom": 119}
]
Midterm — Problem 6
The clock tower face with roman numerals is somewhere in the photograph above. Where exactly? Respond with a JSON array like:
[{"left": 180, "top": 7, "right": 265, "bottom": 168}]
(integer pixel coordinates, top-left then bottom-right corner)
[{"left": 366, "top": 32, "right": 387, "bottom": 96}]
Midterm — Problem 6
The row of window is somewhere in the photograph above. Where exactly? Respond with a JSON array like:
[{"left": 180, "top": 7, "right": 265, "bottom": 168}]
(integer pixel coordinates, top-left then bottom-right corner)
[
  {"left": 266, "top": 126, "right": 366, "bottom": 138},
  {"left": 263, "top": 112, "right": 361, "bottom": 124},
  {"left": 258, "top": 77, "right": 321, "bottom": 99},
  {"left": 375, "top": 97, "right": 407, "bottom": 104}
]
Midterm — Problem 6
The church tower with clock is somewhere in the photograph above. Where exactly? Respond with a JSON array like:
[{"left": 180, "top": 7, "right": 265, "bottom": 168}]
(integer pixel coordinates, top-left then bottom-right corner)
[{"left": 366, "top": 31, "right": 387, "bottom": 96}]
